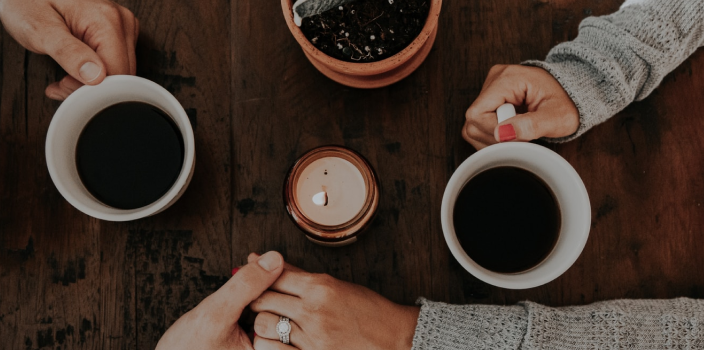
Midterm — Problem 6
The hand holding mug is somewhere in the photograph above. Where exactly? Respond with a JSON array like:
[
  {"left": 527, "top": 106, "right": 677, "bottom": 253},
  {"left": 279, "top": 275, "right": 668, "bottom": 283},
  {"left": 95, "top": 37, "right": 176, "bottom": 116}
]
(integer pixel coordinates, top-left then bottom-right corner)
[
  {"left": 155, "top": 251, "right": 285, "bottom": 350},
  {"left": 248, "top": 254, "right": 419, "bottom": 350},
  {"left": 463, "top": 64, "right": 580, "bottom": 150},
  {"left": 0, "top": 0, "right": 139, "bottom": 100}
]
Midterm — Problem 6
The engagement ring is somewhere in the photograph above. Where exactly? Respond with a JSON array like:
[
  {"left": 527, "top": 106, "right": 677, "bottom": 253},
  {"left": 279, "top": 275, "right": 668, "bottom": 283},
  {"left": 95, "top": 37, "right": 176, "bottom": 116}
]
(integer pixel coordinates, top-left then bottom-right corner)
[{"left": 276, "top": 316, "right": 292, "bottom": 344}]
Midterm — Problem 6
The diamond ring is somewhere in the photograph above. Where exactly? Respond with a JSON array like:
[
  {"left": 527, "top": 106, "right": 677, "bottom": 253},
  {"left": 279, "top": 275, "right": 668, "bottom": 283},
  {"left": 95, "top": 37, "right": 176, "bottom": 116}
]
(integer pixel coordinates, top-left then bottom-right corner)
[{"left": 276, "top": 316, "right": 292, "bottom": 344}]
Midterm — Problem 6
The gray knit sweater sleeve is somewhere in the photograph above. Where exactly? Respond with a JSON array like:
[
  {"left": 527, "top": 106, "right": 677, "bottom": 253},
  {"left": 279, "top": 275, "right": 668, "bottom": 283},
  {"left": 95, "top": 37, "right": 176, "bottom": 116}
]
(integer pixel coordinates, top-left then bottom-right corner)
[
  {"left": 523, "top": 0, "right": 704, "bottom": 142},
  {"left": 411, "top": 297, "right": 704, "bottom": 349}
]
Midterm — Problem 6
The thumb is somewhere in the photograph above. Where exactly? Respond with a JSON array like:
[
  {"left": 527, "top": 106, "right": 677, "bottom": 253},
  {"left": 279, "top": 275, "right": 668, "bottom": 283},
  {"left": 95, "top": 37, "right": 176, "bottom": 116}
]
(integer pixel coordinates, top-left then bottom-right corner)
[
  {"left": 42, "top": 27, "right": 107, "bottom": 85},
  {"left": 494, "top": 111, "right": 549, "bottom": 143},
  {"left": 210, "top": 251, "right": 284, "bottom": 318}
]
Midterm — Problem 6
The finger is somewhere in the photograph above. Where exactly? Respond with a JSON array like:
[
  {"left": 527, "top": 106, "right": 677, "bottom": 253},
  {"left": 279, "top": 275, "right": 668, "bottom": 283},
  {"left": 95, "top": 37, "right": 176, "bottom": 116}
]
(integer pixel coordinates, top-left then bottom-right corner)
[
  {"left": 469, "top": 77, "right": 527, "bottom": 119},
  {"left": 45, "top": 76, "right": 84, "bottom": 101},
  {"left": 41, "top": 27, "right": 107, "bottom": 85},
  {"left": 253, "top": 335, "right": 298, "bottom": 350},
  {"left": 248, "top": 253, "right": 305, "bottom": 272},
  {"left": 45, "top": 84, "right": 68, "bottom": 101},
  {"left": 254, "top": 312, "right": 305, "bottom": 347},
  {"left": 87, "top": 7, "right": 131, "bottom": 76},
  {"left": 462, "top": 122, "right": 495, "bottom": 148},
  {"left": 463, "top": 115, "right": 496, "bottom": 140},
  {"left": 204, "top": 251, "right": 284, "bottom": 320},
  {"left": 494, "top": 111, "right": 560, "bottom": 142},
  {"left": 118, "top": 6, "right": 137, "bottom": 75},
  {"left": 250, "top": 291, "right": 304, "bottom": 319}
]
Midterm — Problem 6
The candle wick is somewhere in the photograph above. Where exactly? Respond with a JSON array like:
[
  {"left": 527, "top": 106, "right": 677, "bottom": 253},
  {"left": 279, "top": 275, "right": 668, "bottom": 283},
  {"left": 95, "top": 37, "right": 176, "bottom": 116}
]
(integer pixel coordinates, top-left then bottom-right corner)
[{"left": 312, "top": 191, "right": 328, "bottom": 207}]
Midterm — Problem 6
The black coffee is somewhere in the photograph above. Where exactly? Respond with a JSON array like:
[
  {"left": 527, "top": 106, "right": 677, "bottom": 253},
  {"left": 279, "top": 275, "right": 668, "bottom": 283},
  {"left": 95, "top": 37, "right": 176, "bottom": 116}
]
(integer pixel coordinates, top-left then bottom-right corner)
[
  {"left": 76, "top": 102, "right": 184, "bottom": 210},
  {"left": 453, "top": 166, "right": 560, "bottom": 273}
]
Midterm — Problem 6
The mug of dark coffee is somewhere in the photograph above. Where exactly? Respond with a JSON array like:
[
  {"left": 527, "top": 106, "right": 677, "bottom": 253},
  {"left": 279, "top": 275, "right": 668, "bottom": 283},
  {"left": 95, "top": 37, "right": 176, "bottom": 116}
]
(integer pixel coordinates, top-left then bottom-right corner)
[
  {"left": 441, "top": 142, "right": 591, "bottom": 289},
  {"left": 46, "top": 75, "right": 195, "bottom": 221}
]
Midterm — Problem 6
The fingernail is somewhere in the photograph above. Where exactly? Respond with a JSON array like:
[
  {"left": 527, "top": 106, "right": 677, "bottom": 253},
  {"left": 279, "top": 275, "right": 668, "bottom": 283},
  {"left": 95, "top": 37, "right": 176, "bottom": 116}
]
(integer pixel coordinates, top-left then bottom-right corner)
[
  {"left": 257, "top": 251, "right": 282, "bottom": 272},
  {"left": 498, "top": 124, "right": 516, "bottom": 142},
  {"left": 231, "top": 267, "right": 240, "bottom": 276},
  {"left": 254, "top": 332, "right": 258, "bottom": 337},
  {"left": 79, "top": 62, "right": 102, "bottom": 83}
]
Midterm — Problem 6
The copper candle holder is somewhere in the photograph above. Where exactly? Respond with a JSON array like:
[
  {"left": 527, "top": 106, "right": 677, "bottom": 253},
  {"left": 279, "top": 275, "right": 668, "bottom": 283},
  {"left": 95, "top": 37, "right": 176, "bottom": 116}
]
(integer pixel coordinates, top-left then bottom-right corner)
[{"left": 284, "top": 145, "right": 380, "bottom": 247}]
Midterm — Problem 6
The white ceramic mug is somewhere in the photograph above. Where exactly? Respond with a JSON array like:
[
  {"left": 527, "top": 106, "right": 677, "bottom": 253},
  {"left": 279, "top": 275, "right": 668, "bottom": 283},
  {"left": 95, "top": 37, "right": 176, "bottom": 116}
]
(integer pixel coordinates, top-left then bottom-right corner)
[
  {"left": 441, "top": 142, "right": 591, "bottom": 289},
  {"left": 46, "top": 75, "right": 196, "bottom": 221}
]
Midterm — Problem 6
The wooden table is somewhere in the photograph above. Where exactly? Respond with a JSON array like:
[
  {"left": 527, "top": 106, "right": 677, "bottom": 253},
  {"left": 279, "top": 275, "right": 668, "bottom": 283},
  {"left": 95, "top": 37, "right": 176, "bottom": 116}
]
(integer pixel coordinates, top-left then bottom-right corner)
[{"left": 2, "top": 0, "right": 703, "bottom": 348}]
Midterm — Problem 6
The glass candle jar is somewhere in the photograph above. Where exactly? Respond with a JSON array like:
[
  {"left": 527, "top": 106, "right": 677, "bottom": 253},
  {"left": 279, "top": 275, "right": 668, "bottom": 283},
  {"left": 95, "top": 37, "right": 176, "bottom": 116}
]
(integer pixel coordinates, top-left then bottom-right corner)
[{"left": 284, "top": 145, "right": 379, "bottom": 247}]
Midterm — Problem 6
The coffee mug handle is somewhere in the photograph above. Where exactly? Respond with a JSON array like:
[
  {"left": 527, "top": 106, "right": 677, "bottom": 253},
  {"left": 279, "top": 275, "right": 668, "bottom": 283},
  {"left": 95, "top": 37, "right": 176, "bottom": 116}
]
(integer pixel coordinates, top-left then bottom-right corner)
[{"left": 497, "top": 103, "right": 517, "bottom": 123}]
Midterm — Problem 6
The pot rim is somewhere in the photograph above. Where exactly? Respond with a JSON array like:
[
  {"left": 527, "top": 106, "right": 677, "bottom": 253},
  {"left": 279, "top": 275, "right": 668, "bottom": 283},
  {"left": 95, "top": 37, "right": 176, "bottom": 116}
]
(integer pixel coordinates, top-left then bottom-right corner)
[{"left": 282, "top": 0, "right": 442, "bottom": 75}]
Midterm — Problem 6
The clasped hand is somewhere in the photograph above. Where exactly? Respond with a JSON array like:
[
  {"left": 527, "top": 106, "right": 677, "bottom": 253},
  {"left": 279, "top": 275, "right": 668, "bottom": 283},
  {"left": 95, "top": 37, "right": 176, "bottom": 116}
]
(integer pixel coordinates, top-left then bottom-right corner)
[{"left": 156, "top": 252, "right": 419, "bottom": 350}]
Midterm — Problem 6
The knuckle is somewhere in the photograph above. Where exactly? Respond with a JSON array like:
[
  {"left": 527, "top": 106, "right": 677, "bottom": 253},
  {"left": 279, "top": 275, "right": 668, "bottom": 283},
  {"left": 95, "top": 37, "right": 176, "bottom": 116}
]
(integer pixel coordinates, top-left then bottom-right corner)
[
  {"left": 489, "top": 64, "right": 507, "bottom": 75},
  {"left": 466, "top": 125, "right": 485, "bottom": 139},
  {"left": 96, "top": 3, "right": 123, "bottom": 23},
  {"left": 52, "top": 40, "right": 84, "bottom": 59},
  {"left": 488, "top": 64, "right": 501, "bottom": 74},
  {"left": 502, "top": 64, "right": 517, "bottom": 73},
  {"left": 316, "top": 273, "right": 336, "bottom": 285},
  {"left": 465, "top": 106, "right": 480, "bottom": 120},
  {"left": 310, "top": 274, "right": 336, "bottom": 301},
  {"left": 253, "top": 315, "right": 271, "bottom": 335},
  {"left": 118, "top": 4, "right": 137, "bottom": 19},
  {"left": 302, "top": 302, "right": 322, "bottom": 315},
  {"left": 251, "top": 295, "right": 264, "bottom": 310}
]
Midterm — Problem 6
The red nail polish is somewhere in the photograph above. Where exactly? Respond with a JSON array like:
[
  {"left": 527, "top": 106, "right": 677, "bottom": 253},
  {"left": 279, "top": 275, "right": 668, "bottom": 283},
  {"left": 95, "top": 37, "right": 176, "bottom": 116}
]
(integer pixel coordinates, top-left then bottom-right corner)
[
  {"left": 231, "top": 267, "right": 240, "bottom": 276},
  {"left": 254, "top": 332, "right": 258, "bottom": 337},
  {"left": 498, "top": 124, "right": 516, "bottom": 142}
]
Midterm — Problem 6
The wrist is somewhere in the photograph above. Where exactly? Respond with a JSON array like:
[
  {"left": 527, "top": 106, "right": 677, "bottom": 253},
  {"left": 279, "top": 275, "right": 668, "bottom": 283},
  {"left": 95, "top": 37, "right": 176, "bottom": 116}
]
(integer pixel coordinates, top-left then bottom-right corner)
[{"left": 395, "top": 305, "right": 420, "bottom": 350}]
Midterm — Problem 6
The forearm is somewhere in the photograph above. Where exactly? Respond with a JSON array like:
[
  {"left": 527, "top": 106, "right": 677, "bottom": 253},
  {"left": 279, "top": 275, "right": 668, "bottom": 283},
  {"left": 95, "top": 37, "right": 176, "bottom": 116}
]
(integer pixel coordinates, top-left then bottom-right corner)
[
  {"left": 411, "top": 297, "right": 704, "bottom": 350},
  {"left": 524, "top": 0, "right": 704, "bottom": 142},
  {"left": 411, "top": 298, "right": 527, "bottom": 350}
]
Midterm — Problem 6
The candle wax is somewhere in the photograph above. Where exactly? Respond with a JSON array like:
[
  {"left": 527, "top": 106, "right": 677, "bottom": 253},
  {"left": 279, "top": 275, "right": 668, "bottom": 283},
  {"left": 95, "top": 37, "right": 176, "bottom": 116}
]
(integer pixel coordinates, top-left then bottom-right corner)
[{"left": 296, "top": 157, "right": 366, "bottom": 226}]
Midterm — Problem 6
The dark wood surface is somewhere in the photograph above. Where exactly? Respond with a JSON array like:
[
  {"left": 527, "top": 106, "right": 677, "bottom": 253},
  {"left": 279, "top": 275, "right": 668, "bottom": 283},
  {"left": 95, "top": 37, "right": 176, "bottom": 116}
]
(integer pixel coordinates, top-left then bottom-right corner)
[{"left": 2, "top": 0, "right": 703, "bottom": 348}]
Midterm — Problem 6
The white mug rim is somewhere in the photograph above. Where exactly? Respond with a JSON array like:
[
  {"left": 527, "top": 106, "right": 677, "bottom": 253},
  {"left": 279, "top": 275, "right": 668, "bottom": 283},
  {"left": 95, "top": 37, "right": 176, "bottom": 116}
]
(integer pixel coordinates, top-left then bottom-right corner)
[
  {"left": 441, "top": 142, "right": 591, "bottom": 289},
  {"left": 45, "top": 75, "right": 195, "bottom": 221}
]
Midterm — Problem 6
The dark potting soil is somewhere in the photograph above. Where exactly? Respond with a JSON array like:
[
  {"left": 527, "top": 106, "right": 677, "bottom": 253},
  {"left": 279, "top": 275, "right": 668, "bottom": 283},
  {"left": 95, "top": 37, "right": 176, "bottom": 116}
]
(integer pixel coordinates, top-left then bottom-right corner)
[{"left": 300, "top": 0, "right": 430, "bottom": 62}]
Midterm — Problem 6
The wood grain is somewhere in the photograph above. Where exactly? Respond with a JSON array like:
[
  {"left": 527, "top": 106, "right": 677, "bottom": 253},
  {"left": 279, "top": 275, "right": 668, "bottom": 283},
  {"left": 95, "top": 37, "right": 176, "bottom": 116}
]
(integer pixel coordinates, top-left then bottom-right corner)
[{"left": 2, "top": 0, "right": 703, "bottom": 348}]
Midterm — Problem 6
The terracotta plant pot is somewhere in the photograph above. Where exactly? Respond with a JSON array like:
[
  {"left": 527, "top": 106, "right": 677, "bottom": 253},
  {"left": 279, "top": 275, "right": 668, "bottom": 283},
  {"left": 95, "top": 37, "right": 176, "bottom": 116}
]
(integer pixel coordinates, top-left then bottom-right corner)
[{"left": 282, "top": 0, "right": 442, "bottom": 89}]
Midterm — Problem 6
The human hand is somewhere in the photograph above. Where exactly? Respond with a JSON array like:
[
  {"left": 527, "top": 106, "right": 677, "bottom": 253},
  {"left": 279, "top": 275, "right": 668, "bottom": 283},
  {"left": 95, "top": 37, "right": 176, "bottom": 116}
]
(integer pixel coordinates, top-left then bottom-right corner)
[
  {"left": 155, "top": 251, "right": 285, "bottom": 350},
  {"left": 0, "top": 0, "right": 138, "bottom": 100},
  {"left": 463, "top": 65, "right": 580, "bottom": 150},
  {"left": 248, "top": 253, "right": 420, "bottom": 350}
]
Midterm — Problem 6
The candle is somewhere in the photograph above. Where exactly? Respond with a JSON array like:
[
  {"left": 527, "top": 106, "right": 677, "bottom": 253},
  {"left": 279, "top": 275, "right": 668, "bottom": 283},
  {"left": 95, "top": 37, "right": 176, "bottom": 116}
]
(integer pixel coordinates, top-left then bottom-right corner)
[
  {"left": 297, "top": 157, "right": 366, "bottom": 225},
  {"left": 284, "top": 146, "right": 379, "bottom": 246}
]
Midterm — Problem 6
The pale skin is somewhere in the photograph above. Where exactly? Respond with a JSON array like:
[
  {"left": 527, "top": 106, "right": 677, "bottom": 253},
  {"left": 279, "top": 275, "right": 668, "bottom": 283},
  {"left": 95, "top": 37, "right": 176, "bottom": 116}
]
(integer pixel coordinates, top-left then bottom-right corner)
[
  {"left": 0, "top": 0, "right": 138, "bottom": 100},
  {"left": 463, "top": 64, "right": 581, "bottom": 150},
  {"left": 1, "top": 2, "right": 582, "bottom": 348},
  {"left": 0, "top": 2, "right": 579, "bottom": 144},
  {"left": 155, "top": 252, "right": 420, "bottom": 350},
  {"left": 247, "top": 253, "right": 420, "bottom": 350},
  {"left": 155, "top": 251, "right": 286, "bottom": 350}
]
